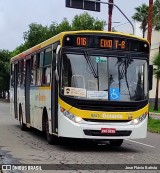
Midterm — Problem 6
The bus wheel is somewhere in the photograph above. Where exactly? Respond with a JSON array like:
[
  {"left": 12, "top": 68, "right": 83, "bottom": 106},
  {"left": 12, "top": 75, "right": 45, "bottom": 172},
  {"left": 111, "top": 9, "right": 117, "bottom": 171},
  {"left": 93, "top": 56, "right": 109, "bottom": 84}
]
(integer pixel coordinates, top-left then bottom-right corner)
[
  {"left": 109, "top": 139, "right": 123, "bottom": 146},
  {"left": 20, "top": 114, "right": 27, "bottom": 131},
  {"left": 45, "top": 118, "right": 59, "bottom": 145}
]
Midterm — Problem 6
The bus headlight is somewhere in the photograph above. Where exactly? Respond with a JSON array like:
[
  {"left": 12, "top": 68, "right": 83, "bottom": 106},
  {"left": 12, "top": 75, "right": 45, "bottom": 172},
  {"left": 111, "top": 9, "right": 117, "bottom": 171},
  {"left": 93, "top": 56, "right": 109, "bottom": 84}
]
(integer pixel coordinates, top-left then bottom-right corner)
[
  {"left": 60, "top": 107, "right": 83, "bottom": 124},
  {"left": 130, "top": 112, "right": 148, "bottom": 125}
]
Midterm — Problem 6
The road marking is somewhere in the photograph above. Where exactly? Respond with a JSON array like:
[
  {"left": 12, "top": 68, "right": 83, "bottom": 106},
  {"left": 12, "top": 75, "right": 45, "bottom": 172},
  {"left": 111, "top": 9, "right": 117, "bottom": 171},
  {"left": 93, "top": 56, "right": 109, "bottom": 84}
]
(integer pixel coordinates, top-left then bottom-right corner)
[{"left": 125, "top": 139, "right": 155, "bottom": 148}]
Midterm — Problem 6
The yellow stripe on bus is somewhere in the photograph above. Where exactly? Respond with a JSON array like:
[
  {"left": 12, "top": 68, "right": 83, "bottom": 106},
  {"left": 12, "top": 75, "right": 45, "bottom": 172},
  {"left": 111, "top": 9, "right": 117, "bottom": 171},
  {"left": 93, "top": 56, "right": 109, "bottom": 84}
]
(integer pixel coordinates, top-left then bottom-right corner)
[
  {"left": 59, "top": 98, "right": 148, "bottom": 120},
  {"left": 39, "top": 86, "right": 51, "bottom": 90}
]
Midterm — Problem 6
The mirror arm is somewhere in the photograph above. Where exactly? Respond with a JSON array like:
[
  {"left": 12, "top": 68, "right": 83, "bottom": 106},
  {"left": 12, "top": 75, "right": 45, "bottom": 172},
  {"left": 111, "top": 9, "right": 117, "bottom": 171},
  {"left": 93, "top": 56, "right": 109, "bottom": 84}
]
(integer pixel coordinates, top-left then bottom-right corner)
[{"left": 55, "top": 45, "right": 61, "bottom": 81}]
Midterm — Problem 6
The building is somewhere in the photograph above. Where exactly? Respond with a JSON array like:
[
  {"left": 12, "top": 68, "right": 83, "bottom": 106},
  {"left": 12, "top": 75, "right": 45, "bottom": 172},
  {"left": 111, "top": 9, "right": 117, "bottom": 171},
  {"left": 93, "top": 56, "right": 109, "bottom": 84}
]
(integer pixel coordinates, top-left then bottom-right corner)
[
  {"left": 134, "top": 22, "right": 160, "bottom": 101},
  {"left": 150, "top": 31, "right": 160, "bottom": 100}
]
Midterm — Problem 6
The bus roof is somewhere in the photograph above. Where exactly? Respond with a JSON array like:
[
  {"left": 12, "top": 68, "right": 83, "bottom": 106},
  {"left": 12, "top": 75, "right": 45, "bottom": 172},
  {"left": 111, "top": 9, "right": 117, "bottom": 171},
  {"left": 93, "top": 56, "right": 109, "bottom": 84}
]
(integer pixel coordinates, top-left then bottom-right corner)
[{"left": 11, "top": 30, "right": 149, "bottom": 63}]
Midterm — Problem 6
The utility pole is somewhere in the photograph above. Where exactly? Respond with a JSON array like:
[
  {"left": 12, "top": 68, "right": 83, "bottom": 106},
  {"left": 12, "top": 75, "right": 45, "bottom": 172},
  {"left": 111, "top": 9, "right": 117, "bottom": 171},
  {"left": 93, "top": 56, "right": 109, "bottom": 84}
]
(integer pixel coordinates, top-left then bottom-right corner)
[
  {"left": 147, "top": 0, "right": 153, "bottom": 45},
  {"left": 147, "top": 0, "right": 159, "bottom": 111},
  {"left": 108, "top": 0, "right": 114, "bottom": 31}
]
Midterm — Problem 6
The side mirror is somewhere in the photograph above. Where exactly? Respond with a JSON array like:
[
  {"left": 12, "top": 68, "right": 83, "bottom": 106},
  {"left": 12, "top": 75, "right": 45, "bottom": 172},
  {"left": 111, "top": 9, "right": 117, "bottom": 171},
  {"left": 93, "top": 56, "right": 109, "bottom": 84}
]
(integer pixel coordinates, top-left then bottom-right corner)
[
  {"left": 149, "top": 65, "right": 153, "bottom": 91},
  {"left": 55, "top": 45, "right": 61, "bottom": 81}
]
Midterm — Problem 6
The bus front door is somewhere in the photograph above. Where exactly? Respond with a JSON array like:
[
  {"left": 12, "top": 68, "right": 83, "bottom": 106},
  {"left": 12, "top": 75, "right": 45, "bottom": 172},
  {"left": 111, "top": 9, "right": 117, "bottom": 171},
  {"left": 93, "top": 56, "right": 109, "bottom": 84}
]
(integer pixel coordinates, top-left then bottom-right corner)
[
  {"left": 14, "top": 64, "right": 18, "bottom": 119},
  {"left": 25, "top": 59, "right": 31, "bottom": 125}
]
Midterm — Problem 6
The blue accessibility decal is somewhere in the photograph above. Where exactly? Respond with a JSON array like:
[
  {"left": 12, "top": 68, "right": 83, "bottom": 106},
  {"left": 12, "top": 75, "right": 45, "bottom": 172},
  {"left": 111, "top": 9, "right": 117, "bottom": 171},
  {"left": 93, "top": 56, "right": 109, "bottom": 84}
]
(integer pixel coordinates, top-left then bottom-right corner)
[{"left": 109, "top": 88, "right": 120, "bottom": 100}]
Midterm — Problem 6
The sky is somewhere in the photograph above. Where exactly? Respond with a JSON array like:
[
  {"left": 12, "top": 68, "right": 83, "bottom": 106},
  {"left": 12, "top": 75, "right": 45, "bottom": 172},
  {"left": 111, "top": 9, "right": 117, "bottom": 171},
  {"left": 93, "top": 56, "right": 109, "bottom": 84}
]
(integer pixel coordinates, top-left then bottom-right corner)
[{"left": 0, "top": 0, "right": 150, "bottom": 51}]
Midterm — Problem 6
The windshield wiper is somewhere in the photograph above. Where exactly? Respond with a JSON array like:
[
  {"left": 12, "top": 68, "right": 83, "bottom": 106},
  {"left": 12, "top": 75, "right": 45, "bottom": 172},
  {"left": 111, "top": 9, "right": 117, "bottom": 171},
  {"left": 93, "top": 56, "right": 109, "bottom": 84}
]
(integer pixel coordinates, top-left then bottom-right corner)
[
  {"left": 84, "top": 51, "right": 99, "bottom": 90},
  {"left": 84, "top": 51, "right": 98, "bottom": 78},
  {"left": 117, "top": 57, "right": 132, "bottom": 100},
  {"left": 125, "top": 56, "right": 133, "bottom": 100}
]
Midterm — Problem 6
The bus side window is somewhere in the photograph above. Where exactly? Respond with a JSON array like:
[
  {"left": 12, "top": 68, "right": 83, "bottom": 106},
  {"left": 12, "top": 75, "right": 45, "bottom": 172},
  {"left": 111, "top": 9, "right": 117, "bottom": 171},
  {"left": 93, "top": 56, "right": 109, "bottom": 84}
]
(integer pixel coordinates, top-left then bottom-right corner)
[
  {"left": 30, "top": 55, "right": 36, "bottom": 86},
  {"left": 21, "top": 59, "right": 25, "bottom": 86},
  {"left": 52, "top": 50, "right": 56, "bottom": 68},
  {"left": 36, "top": 52, "right": 43, "bottom": 86},
  {"left": 18, "top": 60, "right": 25, "bottom": 87},
  {"left": 11, "top": 64, "right": 14, "bottom": 87},
  {"left": 42, "top": 47, "right": 52, "bottom": 86},
  {"left": 17, "top": 61, "right": 21, "bottom": 87}
]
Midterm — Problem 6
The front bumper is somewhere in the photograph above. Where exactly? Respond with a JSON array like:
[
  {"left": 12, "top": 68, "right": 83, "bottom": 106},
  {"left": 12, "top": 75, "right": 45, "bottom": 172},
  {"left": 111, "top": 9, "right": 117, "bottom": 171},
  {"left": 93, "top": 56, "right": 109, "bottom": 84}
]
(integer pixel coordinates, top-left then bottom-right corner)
[{"left": 58, "top": 111, "right": 148, "bottom": 140}]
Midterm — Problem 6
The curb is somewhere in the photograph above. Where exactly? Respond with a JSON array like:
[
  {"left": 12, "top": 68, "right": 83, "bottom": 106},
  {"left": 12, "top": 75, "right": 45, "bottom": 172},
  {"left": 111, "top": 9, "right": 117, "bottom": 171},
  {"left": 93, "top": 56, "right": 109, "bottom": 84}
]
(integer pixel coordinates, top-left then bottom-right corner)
[{"left": 149, "top": 112, "right": 160, "bottom": 120}]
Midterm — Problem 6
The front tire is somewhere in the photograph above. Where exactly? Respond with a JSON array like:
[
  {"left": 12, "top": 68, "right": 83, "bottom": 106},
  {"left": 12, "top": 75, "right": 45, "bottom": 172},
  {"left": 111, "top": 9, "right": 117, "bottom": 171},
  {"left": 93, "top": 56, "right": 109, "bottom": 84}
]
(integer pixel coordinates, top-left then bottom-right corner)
[
  {"left": 109, "top": 139, "right": 123, "bottom": 146},
  {"left": 45, "top": 117, "right": 59, "bottom": 145}
]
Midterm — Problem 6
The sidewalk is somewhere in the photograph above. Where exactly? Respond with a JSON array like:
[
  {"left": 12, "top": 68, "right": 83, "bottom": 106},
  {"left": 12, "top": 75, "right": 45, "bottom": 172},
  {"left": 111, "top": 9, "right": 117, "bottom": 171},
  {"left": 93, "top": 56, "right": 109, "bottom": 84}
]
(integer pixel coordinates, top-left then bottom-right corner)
[
  {"left": 149, "top": 112, "right": 160, "bottom": 120},
  {"left": 0, "top": 99, "right": 10, "bottom": 103}
]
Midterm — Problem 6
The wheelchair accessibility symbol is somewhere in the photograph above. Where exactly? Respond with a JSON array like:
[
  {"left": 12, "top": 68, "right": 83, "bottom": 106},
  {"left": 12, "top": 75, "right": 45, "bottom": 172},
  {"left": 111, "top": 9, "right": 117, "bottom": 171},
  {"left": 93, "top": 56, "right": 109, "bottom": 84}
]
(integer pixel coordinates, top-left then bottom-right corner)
[{"left": 109, "top": 88, "right": 120, "bottom": 100}]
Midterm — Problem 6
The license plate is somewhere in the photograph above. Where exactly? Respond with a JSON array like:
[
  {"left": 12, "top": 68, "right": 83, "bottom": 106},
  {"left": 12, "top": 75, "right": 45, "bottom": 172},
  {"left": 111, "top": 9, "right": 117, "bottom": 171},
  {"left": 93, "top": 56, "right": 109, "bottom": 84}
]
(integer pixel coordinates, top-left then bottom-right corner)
[{"left": 101, "top": 128, "right": 116, "bottom": 134}]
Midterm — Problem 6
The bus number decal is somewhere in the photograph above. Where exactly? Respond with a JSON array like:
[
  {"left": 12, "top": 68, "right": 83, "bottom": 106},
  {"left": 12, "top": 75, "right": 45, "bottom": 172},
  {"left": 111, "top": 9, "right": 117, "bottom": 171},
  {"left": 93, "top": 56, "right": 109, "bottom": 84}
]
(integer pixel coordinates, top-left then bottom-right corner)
[{"left": 76, "top": 37, "right": 87, "bottom": 46}]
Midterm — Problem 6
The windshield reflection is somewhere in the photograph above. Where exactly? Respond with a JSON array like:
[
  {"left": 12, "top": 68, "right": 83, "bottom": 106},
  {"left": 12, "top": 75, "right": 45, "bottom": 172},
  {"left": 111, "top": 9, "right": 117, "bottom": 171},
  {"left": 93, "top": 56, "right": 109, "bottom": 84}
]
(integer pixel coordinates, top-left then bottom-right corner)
[{"left": 61, "top": 53, "right": 148, "bottom": 101}]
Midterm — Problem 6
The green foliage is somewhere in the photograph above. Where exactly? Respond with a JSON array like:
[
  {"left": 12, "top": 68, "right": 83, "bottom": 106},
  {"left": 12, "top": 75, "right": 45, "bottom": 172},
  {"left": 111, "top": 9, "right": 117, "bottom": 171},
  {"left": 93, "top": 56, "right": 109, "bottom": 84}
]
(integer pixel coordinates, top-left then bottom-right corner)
[
  {"left": 0, "top": 49, "right": 11, "bottom": 73},
  {"left": 0, "top": 12, "right": 105, "bottom": 95},
  {"left": 132, "top": 4, "right": 148, "bottom": 38},
  {"left": 56, "top": 18, "right": 72, "bottom": 34},
  {"left": 48, "top": 22, "right": 58, "bottom": 37},
  {"left": 152, "top": 52, "right": 160, "bottom": 111},
  {"left": 23, "top": 23, "right": 50, "bottom": 48},
  {"left": 148, "top": 117, "right": 160, "bottom": 134},
  {"left": 153, "top": 0, "right": 160, "bottom": 30},
  {"left": 152, "top": 52, "right": 160, "bottom": 79},
  {"left": 72, "top": 12, "right": 106, "bottom": 30},
  {"left": 149, "top": 106, "right": 160, "bottom": 113},
  {"left": 0, "top": 49, "right": 11, "bottom": 93},
  {"left": 11, "top": 43, "right": 28, "bottom": 57},
  {"left": 132, "top": 1, "right": 160, "bottom": 37},
  {"left": 11, "top": 12, "right": 105, "bottom": 57}
]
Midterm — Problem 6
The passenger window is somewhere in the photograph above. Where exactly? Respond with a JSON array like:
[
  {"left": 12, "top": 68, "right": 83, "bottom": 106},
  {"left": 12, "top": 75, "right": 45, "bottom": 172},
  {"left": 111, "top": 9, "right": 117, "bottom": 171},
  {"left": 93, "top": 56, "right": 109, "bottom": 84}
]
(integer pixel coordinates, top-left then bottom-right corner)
[
  {"left": 17, "top": 60, "right": 25, "bottom": 87},
  {"left": 30, "top": 55, "right": 36, "bottom": 86},
  {"left": 21, "top": 59, "right": 25, "bottom": 86},
  {"left": 36, "top": 52, "right": 43, "bottom": 86},
  {"left": 17, "top": 61, "right": 21, "bottom": 86},
  {"left": 42, "top": 48, "right": 52, "bottom": 85},
  {"left": 11, "top": 64, "right": 14, "bottom": 87},
  {"left": 44, "top": 48, "right": 52, "bottom": 66}
]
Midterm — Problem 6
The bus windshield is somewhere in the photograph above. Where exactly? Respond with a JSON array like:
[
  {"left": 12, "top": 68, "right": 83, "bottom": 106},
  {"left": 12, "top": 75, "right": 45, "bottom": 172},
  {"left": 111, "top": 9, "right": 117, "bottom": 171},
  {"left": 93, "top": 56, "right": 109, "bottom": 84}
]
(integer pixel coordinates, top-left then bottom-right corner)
[{"left": 60, "top": 53, "right": 148, "bottom": 101}]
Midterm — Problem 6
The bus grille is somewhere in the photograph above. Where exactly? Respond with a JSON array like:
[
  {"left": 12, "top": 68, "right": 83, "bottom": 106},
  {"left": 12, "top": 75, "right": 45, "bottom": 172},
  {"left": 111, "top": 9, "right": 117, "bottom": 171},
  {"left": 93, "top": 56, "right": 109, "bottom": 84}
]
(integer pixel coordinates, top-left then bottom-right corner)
[
  {"left": 75, "top": 103, "right": 138, "bottom": 112},
  {"left": 83, "top": 119, "right": 131, "bottom": 123},
  {"left": 60, "top": 95, "right": 148, "bottom": 112},
  {"left": 84, "top": 130, "right": 132, "bottom": 136}
]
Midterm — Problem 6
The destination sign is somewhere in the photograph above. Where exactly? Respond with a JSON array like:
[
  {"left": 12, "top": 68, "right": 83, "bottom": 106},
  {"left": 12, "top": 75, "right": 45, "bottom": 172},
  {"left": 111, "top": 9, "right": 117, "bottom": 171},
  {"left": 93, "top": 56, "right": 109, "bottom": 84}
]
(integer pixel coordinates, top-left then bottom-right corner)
[{"left": 63, "top": 34, "right": 149, "bottom": 53}]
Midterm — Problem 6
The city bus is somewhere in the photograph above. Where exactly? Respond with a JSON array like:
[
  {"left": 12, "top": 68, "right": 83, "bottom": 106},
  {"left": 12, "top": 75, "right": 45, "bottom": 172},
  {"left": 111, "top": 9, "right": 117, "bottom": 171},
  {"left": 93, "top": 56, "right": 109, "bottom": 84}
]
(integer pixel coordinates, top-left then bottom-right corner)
[{"left": 10, "top": 30, "right": 153, "bottom": 146}]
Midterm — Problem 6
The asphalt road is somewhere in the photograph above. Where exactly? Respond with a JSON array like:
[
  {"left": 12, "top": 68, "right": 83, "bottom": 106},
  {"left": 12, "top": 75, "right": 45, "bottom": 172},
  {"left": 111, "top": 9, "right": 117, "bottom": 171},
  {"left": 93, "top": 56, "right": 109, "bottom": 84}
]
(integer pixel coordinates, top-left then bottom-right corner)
[{"left": 0, "top": 101, "right": 160, "bottom": 173}]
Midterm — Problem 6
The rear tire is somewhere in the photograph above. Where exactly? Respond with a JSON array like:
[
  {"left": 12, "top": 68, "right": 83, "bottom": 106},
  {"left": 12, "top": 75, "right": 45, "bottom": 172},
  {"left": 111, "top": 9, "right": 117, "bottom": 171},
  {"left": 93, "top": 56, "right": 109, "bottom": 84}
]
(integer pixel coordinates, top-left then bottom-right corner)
[
  {"left": 20, "top": 114, "right": 27, "bottom": 131},
  {"left": 45, "top": 117, "right": 59, "bottom": 145},
  {"left": 109, "top": 139, "right": 123, "bottom": 146}
]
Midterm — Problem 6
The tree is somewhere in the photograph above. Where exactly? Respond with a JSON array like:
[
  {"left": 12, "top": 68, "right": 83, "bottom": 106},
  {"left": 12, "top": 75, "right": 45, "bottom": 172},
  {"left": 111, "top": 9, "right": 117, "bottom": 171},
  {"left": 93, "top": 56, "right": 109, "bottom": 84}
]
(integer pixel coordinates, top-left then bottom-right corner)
[
  {"left": 48, "top": 19, "right": 72, "bottom": 38},
  {"left": 132, "top": 1, "right": 160, "bottom": 38},
  {"left": 132, "top": 4, "right": 149, "bottom": 38},
  {"left": 56, "top": 18, "right": 72, "bottom": 34},
  {"left": 153, "top": 0, "right": 160, "bottom": 30},
  {"left": 152, "top": 50, "right": 160, "bottom": 110},
  {"left": 72, "top": 12, "right": 106, "bottom": 30},
  {"left": 12, "top": 13, "right": 106, "bottom": 56},
  {"left": 11, "top": 43, "right": 28, "bottom": 57},
  {"left": 0, "top": 49, "right": 11, "bottom": 98},
  {"left": 23, "top": 23, "right": 50, "bottom": 48}
]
